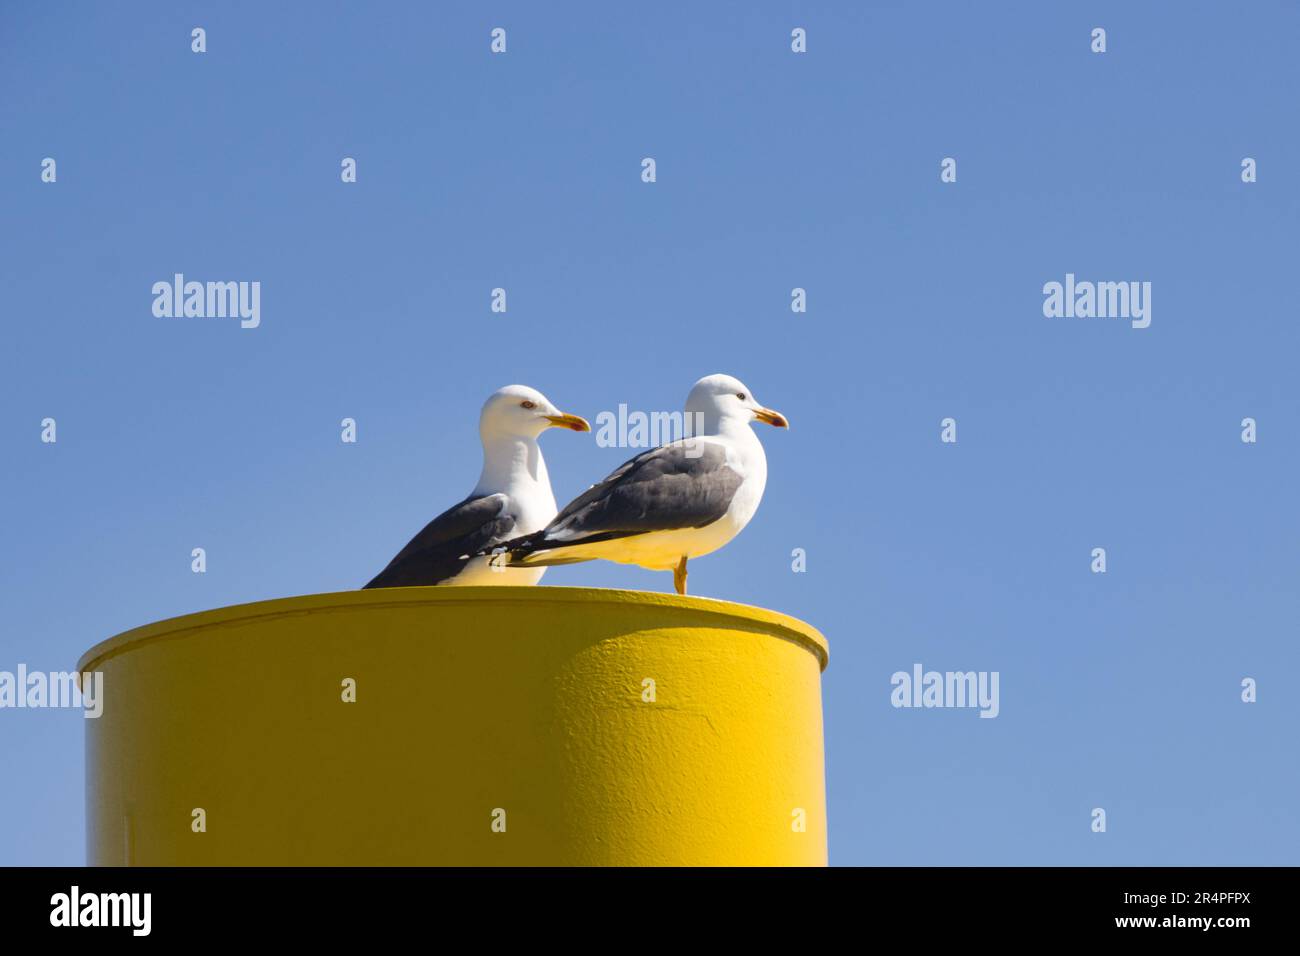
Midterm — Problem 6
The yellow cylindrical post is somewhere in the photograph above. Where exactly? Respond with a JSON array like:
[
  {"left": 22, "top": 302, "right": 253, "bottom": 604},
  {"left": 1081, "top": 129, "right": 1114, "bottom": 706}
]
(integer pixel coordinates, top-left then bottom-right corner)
[{"left": 79, "top": 587, "right": 828, "bottom": 866}]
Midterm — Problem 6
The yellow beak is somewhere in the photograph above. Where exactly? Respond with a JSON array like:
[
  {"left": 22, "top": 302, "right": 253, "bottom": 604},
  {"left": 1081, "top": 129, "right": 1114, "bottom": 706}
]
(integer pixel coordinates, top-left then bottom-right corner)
[
  {"left": 754, "top": 407, "right": 789, "bottom": 429},
  {"left": 544, "top": 412, "right": 591, "bottom": 433}
]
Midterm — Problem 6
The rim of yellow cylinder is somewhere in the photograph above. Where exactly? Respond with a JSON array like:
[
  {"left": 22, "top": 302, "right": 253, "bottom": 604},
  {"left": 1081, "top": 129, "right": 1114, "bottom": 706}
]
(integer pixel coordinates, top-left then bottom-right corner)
[{"left": 78, "top": 586, "right": 829, "bottom": 674}]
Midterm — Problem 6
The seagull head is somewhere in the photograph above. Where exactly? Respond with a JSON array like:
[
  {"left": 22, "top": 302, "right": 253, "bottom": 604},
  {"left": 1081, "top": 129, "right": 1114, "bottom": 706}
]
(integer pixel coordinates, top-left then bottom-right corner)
[
  {"left": 480, "top": 385, "right": 591, "bottom": 441},
  {"left": 685, "top": 374, "right": 789, "bottom": 433}
]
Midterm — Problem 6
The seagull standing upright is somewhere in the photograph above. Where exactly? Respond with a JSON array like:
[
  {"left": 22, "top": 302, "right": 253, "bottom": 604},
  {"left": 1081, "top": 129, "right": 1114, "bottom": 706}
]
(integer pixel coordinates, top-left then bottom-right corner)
[
  {"left": 363, "top": 385, "right": 590, "bottom": 589},
  {"left": 485, "top": 374, "right": 788, "bottom": 595}
]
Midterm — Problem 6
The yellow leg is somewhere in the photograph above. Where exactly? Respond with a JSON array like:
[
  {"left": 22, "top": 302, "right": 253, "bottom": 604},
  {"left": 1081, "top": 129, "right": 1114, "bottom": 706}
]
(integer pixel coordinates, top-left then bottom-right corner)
[{"left": 673, "top": 557, "right": 688, "bottom": 596}]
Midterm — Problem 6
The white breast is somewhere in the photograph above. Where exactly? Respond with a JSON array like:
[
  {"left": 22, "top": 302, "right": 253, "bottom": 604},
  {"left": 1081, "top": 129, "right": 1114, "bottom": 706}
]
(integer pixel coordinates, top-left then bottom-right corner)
[{"left": 451, "top": 464, "right": 557, "bottom": 587}]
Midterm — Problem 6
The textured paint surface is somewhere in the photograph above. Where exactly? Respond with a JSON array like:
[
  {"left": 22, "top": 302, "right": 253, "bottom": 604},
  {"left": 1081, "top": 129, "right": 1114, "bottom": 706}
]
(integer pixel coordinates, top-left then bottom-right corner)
[{"left": 80, "top": 587, "right": 828, "bottom": 866}]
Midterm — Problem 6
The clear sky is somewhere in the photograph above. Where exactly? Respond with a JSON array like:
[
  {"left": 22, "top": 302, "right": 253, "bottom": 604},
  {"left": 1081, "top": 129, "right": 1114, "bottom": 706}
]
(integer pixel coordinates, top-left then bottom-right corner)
[{"left": 2, "top": 1, "right": 1297, "bottom": 866}]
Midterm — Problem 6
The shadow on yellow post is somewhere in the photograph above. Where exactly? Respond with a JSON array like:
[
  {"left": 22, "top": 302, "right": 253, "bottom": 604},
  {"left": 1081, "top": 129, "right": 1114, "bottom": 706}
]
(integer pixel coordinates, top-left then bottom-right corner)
[{"left": 79, "top": 587, "right": 829, "bottom": 866}]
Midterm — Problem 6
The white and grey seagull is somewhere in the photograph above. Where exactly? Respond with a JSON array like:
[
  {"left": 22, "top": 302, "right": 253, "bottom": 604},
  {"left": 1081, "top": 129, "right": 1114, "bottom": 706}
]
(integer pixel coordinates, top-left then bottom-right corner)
[
  {"left": 483, "top": 374, "right": 788, "bottom": 595},
  {"left": 363, "top": 385, "right": 590, "bottom": 589}
]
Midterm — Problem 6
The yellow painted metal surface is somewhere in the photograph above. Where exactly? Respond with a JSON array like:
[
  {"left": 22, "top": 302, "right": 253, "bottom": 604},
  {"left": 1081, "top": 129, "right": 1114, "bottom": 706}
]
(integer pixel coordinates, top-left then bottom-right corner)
[{"left": 79, "top": 587, "right": 828, "bottom": 866}]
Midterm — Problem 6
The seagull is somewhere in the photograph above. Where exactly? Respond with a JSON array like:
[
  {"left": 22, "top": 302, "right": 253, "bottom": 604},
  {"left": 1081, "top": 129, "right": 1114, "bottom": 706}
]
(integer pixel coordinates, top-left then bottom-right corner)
[
  {"left": 484, "top": 374, "right": 788, "bottom": 595},
  {"left": 363, "top": 385, "right": 590, "bottom": 589}
]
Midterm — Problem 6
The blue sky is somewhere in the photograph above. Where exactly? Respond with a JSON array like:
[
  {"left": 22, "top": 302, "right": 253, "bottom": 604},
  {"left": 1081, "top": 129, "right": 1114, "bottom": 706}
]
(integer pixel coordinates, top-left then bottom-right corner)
[{"left": 2, "top": 1, "right": 1297, "bottom": 865}]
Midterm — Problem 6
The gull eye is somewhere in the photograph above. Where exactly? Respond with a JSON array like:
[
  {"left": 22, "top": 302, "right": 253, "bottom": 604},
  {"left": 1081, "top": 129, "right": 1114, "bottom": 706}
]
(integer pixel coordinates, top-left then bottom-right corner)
[
  {"left": 520, "top": 400, "right": 536, "bottom": 409},
  {"left": 736, "top": 393, "right": 746, "bottom": 401}
]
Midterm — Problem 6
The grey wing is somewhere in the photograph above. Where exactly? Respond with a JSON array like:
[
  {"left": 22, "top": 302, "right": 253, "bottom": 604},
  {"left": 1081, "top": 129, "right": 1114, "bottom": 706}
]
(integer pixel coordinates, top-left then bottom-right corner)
[
  {"left": 364, "top": 493, "right": 516, "bottom": 588},
  {"left": 531, "top": 442, "right": 743, "bottom": 551}
]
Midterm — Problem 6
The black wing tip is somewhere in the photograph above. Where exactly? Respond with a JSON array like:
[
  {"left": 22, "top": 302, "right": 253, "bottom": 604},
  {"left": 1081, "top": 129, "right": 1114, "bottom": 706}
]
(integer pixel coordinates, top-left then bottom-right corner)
[{"left": 472, "top": 530, "right": 546, "bottom": 561}]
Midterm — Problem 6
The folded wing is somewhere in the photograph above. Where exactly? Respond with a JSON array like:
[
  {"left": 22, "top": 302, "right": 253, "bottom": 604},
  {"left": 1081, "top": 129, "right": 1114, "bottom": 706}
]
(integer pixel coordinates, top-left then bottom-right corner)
[
  {"left": 499, "top": 442, "right": 743, "bottom": 559},
  {"left": 365, "top": 493, "right": 516, "bottom": 588}
]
